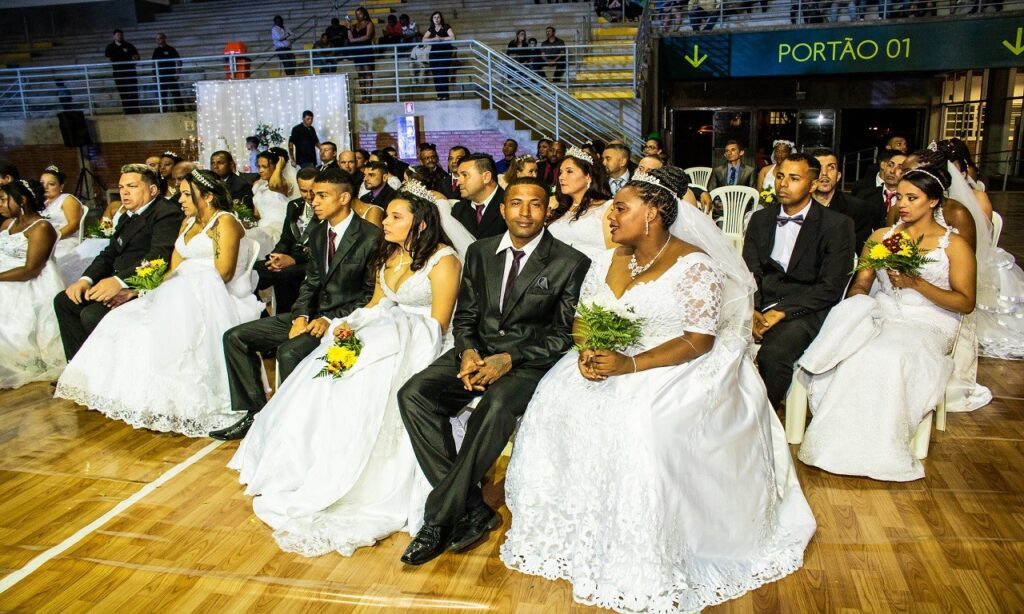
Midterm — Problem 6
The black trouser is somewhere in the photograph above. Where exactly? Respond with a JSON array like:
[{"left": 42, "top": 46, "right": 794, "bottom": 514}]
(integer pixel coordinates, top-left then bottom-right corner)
[
  {"left": 430, "top": 49, "right": 453, "bottom": 98},
  {"left": 222, "top": 314, "right": 320, "bottom": 414},
  {"left": 54, "top": 292, "right": 111, "bottom": 361},
  {"left": 254, "top": 261, "right": 307, "bottom": 314},
  {"left": 155, "top": 71, "right": 182, "bottom": 111},
  {"left": 398, "top": 349, "right": 545, "bottom": 526},
  {"left": 277, "top": 50, "right": 296, "bottom": 76},
  {"left": 757, "top": 315, "right": 822, "bottom": 408},
  {"left": 112, "top": 68, "right": 139, "bottom": 114}
]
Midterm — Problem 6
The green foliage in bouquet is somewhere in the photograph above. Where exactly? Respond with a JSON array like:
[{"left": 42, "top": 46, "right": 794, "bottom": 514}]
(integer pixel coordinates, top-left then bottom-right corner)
[{"left": 573, "top": 302, "right": 645, "bottom": 352}]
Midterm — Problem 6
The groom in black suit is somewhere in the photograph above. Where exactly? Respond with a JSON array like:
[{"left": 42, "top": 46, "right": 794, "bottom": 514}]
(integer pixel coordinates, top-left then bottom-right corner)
[
  {"left": 398, "top": 177, "right": 590, "bottom": 565},
  {"left": 54, "top": 163, "right": 182, "bottom": 360},
  {"left": 449, "top": 153, "right": 507, "bottom": 240},
  {"left": 212, "top": 169, "right": 381, "bottom": 440},
  {"left": 742, "top": 154, "right": 855, "bottom": 409}
]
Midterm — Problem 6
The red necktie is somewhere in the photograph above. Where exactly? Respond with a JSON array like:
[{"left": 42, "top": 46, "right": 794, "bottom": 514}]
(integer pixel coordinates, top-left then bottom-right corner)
[
  {"left": 452, "top": 177, "right": 459, "bottom": 194},
  {"left": 474, "top": 204, "right": 485, "bottom": 225},
  {"left": 327, "top": 228, "right": 337, "bottom": 263},
  {"left": 884, "top": 190, "right": 893, "bottom": 212}
]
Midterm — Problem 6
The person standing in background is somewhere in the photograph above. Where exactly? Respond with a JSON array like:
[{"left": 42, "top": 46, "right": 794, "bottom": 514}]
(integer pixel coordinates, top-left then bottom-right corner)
[
  {"left": 105, "top": 29, "right": 140, "bottom": 114},
  {"left": 288, "top": 111, "right": 320, "bottom": 169},
  {"left": 272, "top": 15, "right": 296, "bottom": 76},
  {"left": 152, "top": 33, "right": 182, "bottom": 112},
  {"left": 423, "top": 12, "right": 456, "bottom": 101}
]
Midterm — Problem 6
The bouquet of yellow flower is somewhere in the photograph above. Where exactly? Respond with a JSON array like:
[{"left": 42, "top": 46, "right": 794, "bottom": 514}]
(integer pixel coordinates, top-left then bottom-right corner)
[
  {"left": 856, "top": 230, "right": 928, "bottom": 275},
  {"left": 314, "top": 323, "right": 364, "bottom": 379},
  {"left": 573, "top": 301, "right": 644, "bottom": 352},
  {"left": 85, "top": 218, "right": 116, "bottom": 239},
  {"left": 123, "top": 258, "right": 168, "bottom": 294},
  {"left": 758, "top": 185, "right": 777, "bottom": 208}
]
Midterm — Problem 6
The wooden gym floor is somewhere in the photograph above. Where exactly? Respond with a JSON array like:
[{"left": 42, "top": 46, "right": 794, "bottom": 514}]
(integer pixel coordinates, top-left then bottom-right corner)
[{"left": 0, "top": 195, "right": 1022, "bottom": 613}]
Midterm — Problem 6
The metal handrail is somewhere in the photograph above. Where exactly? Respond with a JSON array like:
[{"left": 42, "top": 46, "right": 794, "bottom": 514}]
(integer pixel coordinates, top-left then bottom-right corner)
[{"left": 840, "top": 145, "right": 879, "bottom": 190}]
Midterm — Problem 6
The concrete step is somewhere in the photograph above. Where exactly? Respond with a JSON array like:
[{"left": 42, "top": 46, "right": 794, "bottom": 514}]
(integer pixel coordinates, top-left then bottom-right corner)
[{"left": 571, "top": 88, "right": 633, "bottom": 99}]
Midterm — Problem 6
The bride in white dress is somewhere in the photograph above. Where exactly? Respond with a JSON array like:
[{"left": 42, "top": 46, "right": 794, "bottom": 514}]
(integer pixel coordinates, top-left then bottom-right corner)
[
  {"left": 545, "top": 147, "right": 615, "bottom": 261},
  {"left": 797, "top": 168, "right": 977, "bottom": 481},
  {"left": 55, "top": 170, "right": 263, "bottom": 436},
  {"left": 39, "top": 166, "right": 87, "bottom": 284},
  {"left": 501, "top": 167, "right": 816, "bottom": 613},
  {"left": 248, "top": 150, "right": 292, "bottom": 258},
  {"left": 229, "top": 181, "right": 464, "bottom": 556},
  {"left": 0, "top": 179, "right": 66, "bottom": 388}
]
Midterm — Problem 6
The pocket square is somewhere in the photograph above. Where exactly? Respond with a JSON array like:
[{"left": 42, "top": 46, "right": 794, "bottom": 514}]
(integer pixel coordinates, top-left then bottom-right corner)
[{"left": 534, "top": 276, "right": 549, "bottom": 290}]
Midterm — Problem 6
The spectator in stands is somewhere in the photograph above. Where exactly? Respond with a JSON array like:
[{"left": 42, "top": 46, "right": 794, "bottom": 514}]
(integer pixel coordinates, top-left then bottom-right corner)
[
  {"left": 538, "top": 140, "right": 565, "bottom": 185},
  {"left": 381, "top": 14, "right": 403, "bottom": 44},
  {"left": 525, "top": 38, "right": 544, "bottom": 77},
  {"left": 416, "top": 142, "right": 450, "bottom": 194},
  {"left": 399, "top": 14, "right": 420, "bottom": 43},
  {"left": 700, "top": 139, "right": 755, "bottom": 209},
  {"left": 319, "top": 142, "right": 339, "bottom": 171},
  {"left": 508, "top": 30, "right": 530, "bottom": 65},
  {"left": 443, "top": 145, "right": 470, "bottom": 200},
  {"left": 540, "top": 27, "right": 566, "bottom": 83},
  {"left": 313, "top": 33, "right": 335, "bottom": 74},
  {"left": 210, "top": 151, "right": 254, "bottom": 203},
  {"left": 360, "top": 161, "right": 398, "bottom": 208},
  {"left": 245, "top": 136, "right": 261, "bottom": 173},
  {"left": 348, "top": 6, "right": 376, "bottom": 102},
  {"left": 271, "top": 16, "right": 296, "bottom": 76},
  {"left": 288, "top": 111, "right": 320, "bottom": 169},
  {"left": 689, "top": 0, "right": 719, "bottom": 31},
  {"left": 495, "top": 139, "right": 518, "bottom": 174},
  {"left": 105, "top": 29, "right": 140, "bottom": 114},
  {"left": 326, "top": 17, "right": 347, "bottom": 47},
  {"left": 423, "top": 11, "right": 456, "bottom": 101},
  {"left": 152, "top": 33, "right": 181, "bottom": 112},
  {"left": 603, "top": 143, "right": 632, "bottom": 196},
  {"left": 855, "top": 148, "right": 907, "bottom": 215},
  {"left": 813, "top": 149, "right": 883, "bottom": 252}
]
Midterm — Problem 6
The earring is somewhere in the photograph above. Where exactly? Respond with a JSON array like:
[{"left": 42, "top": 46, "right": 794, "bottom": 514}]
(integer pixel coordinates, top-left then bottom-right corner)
[{"left": 645, "top": 217, "right": 650, "bottom": 236}]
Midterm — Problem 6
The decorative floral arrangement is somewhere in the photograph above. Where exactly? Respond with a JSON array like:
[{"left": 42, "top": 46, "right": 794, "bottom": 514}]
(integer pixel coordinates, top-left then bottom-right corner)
[
  {"left": 573, "top": 301, "right": 645, "bottom": 352},
  {"left": 124, "top": 258, "right": 168, "bottom": 295},
  {"left": 758, "top": 185, "right": 777, "bottom": 208},
  {"left": 856, "top": 231, "right": 929, "bottom": 275},
  {"left": 253, "top": 122, "right": 285, "bottom": 149},
  {"left": 85, "top": 217, "right": 116, "bottom": 238},
  {"left": 314, "top": 324, "right": 364, "bottom": 379},
  {"left": 232, "top": 199, "right": 258, "bottom": 229}
]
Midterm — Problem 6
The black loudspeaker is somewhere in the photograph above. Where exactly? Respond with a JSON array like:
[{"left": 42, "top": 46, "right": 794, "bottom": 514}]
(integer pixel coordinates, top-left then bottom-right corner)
[{"left": 57, "top": 111, "right": 92, "bottom": 148}]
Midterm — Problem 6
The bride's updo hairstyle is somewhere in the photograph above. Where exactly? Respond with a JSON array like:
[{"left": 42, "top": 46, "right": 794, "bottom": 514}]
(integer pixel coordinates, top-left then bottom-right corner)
[
  {"left": 256, "top": 149, "right": 280, "bottom": 168},
  {"left": 1, "top": 179, "right": 46, "bottom": 214},
  {"left": 41, "top": 165, "right": 68, "bottom": 186},
  {"left": 625, "top": 165, "right": 689, "bottom": 229},
  {"left": 905, "top": 147, "right": 946, "bottom": 171},
  {"left": 550, "top": 146, "right": 612, "bottom": 223},
  {"left": 183, "top": 169, "right": 233, "bottom": 212},
  {"left": 371, "top": 181, "right": 452, "bottom": 275},
  {"left": 901, "top": 167, "right": 950, "bottom": 204}
]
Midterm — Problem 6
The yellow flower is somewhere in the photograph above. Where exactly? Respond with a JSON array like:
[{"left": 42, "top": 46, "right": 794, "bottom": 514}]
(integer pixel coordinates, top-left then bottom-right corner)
[
  {"left": 136, "top": 266, "right": 154, "bottom": 277},
  {"left": 869, "top": 244, "right": 890, "bottom": 260},
  {"left": 897, "top": 247, "right": 912, "bottom": 257},
  {"left": 149, "top": 258, "right": 166, "bottom": 268},
  {"left": 326, "top": 345, "right": 358, "bottom": 370}
]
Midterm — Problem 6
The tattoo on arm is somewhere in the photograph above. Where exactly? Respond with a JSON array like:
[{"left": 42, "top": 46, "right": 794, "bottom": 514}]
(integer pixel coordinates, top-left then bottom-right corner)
[{"left": 210, "top": 222, "right": 221, "bottom": 260}]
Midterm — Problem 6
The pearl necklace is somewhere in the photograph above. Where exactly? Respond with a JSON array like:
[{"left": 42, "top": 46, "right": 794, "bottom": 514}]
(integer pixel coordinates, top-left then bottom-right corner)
[
  {"left": 393, "top": 252, "right": 407, "bottom": 272},
  {"left": 627, "top": 236, "right": 671, "bottom": 279}
]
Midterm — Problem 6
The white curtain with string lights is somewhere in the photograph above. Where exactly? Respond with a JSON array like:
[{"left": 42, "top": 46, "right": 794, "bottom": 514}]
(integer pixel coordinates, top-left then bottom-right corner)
[{"left": 196, "top": 75, "right": 351, "bottom": 171}]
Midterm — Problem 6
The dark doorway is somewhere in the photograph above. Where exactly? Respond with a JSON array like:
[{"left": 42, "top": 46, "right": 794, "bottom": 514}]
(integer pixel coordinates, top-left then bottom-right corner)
[
  {"left": 839, "top": 108, "right": 926, "bottom": 156},
  {"left": 670, "top": 110, "right": 715, "bottom": 168}
]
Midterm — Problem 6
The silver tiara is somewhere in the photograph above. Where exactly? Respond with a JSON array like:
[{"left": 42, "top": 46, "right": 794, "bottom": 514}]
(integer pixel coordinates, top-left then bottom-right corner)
[
  {"left": 189, "top": 168, "right": 217, "bottom": 191},
  {"left": 772, "top": 139, "right": 794, "bottom": 149},
  {"left": 565, "top": 145, "right": 593, "bottom": 165},
  {"left": 399, "top": 179, "right": 438, "bottom": 204},
  {"left": 44, "top": 164, "right": 61, "bottom": 173},
  {"left": 927, "top": 140, "right": 939, "bottom": 152},
  {"left": 163, "top": 150, "right": 180, "bottom": 158},
  {"left": 19, "top": 179, "right": 31, "bottom": 190},
  {"left": 631, "top": 170, "right": 678, "bottom": 199},
  {"left": 903, "top": 168, "right": 947, "bottom": 192}
]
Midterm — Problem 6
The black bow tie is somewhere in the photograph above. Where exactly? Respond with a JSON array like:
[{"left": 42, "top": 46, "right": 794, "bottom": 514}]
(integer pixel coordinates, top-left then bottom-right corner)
[{"left": 776, "top": 214, "right": 805, "bottom": 227}]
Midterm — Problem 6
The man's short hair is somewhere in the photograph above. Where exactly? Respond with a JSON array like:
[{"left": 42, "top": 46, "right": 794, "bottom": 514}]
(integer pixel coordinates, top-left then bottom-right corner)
[
  {"left": 458, "top": 153, "right": 497, "bottom": 177},
  {"left": 313, "top": 168, "right": 355, "bottom": 195},
  {"left": 781, "top": 152, "right": 821, "bottom": 179},
  {"left": 211, "top": 150, "right": 234, "bottom": 162},
  {"left": 246, "top": 136, "right": 260, "bottom": 146},
  {"left": 364, "top": 161, "right": 389, "bottom": 174},
  {"left": 505, "top": 138, "right": 518, "bottom": 147},
  {"left": 877, "top": 148, "right": 902, "bottom": 163},
  {"left": 0, "top": 160, "right": 20, "bottom": 181},
  {"left": 506, "top": 177, "right": 549, "bottom": 195},
  {"left": 297, "top": 166, "right": 320, "bottom": 181},
  {"left": 120, "top": 163, "right": 159, "bottom": 186},
  {"left": 605, "top": 143, "right": 631, "bottom": 159},
  {"left": 812, "top": 148, "right": 839, "bottom": 162},
  {"left": 321, "top": 141, "right": 337, "bottom": 150},
  {"left": 355, "top": 148, "right": 370, "bottom": 158},
  {"left": 724, "top": 139, "right": 743, "bottom": 149},
  {"left": 418, "top": 142, "right": 437, "bottom": 153},
  {"left": 450, "top": 145, "right": 470, "bottom": 157},
  {"left": 113, "top": 28, "right": 123, "bottom": 35},
  {"left": 302, "top": 110, "right": 314, "bottom": 118}
]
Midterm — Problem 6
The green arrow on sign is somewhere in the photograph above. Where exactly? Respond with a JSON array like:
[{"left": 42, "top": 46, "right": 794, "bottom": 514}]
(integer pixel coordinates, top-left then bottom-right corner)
[
  {"left": 1004, "top": 26, "right": 1024, "bottom": 55},
  {"left": 684, "top": 44, "right": 709, "bottom": 68}
]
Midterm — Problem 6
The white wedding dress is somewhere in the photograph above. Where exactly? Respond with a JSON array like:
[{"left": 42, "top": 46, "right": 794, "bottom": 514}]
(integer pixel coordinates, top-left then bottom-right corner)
[
  {"left": 44, "top": 193, "right": 88, "bottom": 284},
  {"left": 0, "top": 220, "right": 66, "bottom": 388},
  {"left": 229, "top": 246, "right": 458, "bottom": 556},
  {"left": 546, "top": 201, "right": 612, "bottom": 262},
  {"left": 248, "top": 180, "right": 290, "bottom": 258},
  {"left": 501, "top": 250, "right": 816, "bottom": 614},
  {"left": 797, "top": 226, "right": 960, "bottom": 481},
  {"left": 55, "top": 212, "right": 263, "bottom": 436}
]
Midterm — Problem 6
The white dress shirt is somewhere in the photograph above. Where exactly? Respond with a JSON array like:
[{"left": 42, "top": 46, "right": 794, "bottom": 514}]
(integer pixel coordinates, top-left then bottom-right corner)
[
  {"left": 325, "top": 211, "right": 355, "bottom": 269},
  {"left": 608, "top": 170, "right": 630, "bottom": 196},
  {"left": 82, "top": 198, "right": 156, "bottom": 286},
  {"left": 495, "top": 229, "right": 545, "bottom": 311},
  {"left": 770, "top": 200, "right": 812, "bottom": 273}
]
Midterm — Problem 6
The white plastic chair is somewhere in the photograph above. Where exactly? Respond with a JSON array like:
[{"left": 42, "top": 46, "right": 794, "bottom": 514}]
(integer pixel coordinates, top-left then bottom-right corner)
[
  {"left": 684, "top": 166, "right": 712, "bottom": 191},
  {"left": 76, "top": 201, "right": 88, "bottom": 242},
  {"left": 991, "top": 211, "right": 1003, "bottom": 247},
  {"left": 785, "top": 317, "right": 962, "bottom": 460},
  {"left": 709, "top": 186, "right": 758, "bottom": 253}
]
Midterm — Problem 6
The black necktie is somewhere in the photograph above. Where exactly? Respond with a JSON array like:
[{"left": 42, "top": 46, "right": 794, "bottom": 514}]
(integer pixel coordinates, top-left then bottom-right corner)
[
  {"left": 502, "top": 249, "right": 525, "bottom": 313},
  {"left": 728, "top": 166, "right": 737, "bottom": 185},
  {"left": 776, "top": 214, "right": 805, "bottom": 227},
  {"left": 327, "top": 228, "right": 337, "bottom": 264}
]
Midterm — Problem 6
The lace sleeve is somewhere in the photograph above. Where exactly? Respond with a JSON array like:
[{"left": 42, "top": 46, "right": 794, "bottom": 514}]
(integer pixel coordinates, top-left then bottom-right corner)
[
  {"left": 577, "top": 251, "right": 611, "bottom": 306},
  {"left": 675, "top": 257, "right": 723, "bottom": 336}
]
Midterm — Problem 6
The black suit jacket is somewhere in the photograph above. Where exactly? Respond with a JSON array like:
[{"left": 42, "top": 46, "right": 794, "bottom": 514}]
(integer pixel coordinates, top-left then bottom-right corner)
[
  {"left": 451, "top": 185, "right": 507, "bottom": 240},
  {"left": 438, "top": 170, "right": 460, "bottom": 200},
  {"left": 363, "top": 184, "right": 397, "bottom": 208},
  {"left": 271, "top": 198, "right": 322, "bottom": 264},
  {"left": 224, "top": 173, "right": 254, "bottom": 203},
  {"left": 707, "top": 163, "right": 757, "bottom": 190},
  {"left": 742, "top": 200, "right": 855, "bottom": 324},
  {"left": 537, "top": 159, "right": 559, "bottom": 186},
  {"left": 291, "top": 214, "right": 382, "bottom": 321},
  {"left": 453, "top": 231, "right": 590, "bottom": 370},
  {"left": 317, "top": 160, "right": 339, "bottom": 172},
  {"left": 827, "top": 190, "right": 885, "bottom": 252},
  {"left": 83, "top": 198, "right": 183, "bottom": 282}
]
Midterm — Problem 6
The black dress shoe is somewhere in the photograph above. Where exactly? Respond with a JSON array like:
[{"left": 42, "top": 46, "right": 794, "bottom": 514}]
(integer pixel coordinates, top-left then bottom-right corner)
[
  {"left": 209, "top": 413, "right": 255, "bottom": 440},
  {"left": 401, "top": 523, "right": 453, "bottom": 566},
  {"left": 447, "top": 504, "right": 500, "bottom": 552}
]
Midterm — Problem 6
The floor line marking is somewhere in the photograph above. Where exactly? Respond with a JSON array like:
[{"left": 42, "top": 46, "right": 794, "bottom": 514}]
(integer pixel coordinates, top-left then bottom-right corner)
[{"left": 0, "top": 439, "right": 223, "bottom": 595}]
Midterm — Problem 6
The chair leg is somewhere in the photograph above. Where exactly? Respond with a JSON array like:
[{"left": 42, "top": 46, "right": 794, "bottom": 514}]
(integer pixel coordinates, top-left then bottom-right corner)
[
  {"left": 785, "top": 372, "right": 809, "bottom": 445},
  {"left": 274, "top": 359, "right": 280, "bottom": 392},
  {"left": 912, "top": 412, "right": 933, "bottom": 459},
  {"left": 936, "top": 390, "right": 947, "bottom": 432}
]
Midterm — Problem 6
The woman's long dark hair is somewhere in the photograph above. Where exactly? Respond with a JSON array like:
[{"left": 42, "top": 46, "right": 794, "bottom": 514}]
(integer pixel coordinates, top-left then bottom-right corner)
[
  {"left": 901, "top": 167, "right": 950, "bottom": 202},
  {"left": 183, "top": 169, "right": 233, "bottom": 212},
  {"left": 371, "top": 191, "right": 452, "bottom": 275},
  {"left": 549, "top": 153, "right": 612, "bottom": 223},
  {"left": 510, "top": 29, "right": 527, "bottom": 47},
  {"left": 1, "top": 179, "right": 46, "bottom": 214},
  {"left": 430, "top": 11, "right": 447, "bottom": 30}
]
